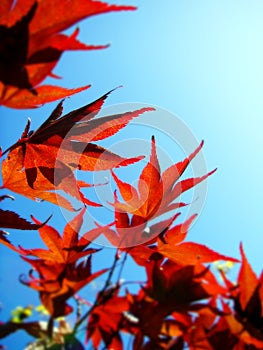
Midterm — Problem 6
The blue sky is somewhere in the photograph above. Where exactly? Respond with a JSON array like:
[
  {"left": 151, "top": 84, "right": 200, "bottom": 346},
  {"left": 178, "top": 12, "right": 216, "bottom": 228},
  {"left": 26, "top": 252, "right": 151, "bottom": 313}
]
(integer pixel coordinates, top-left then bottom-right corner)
[{"left": 1, "top": 0, "right": 263, "bottom": 347}]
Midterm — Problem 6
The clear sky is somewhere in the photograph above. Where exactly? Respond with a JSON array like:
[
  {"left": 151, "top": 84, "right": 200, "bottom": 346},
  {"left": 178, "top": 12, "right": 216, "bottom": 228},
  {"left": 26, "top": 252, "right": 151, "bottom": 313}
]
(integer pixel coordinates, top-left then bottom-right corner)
[{"left": 1, "top": 0, "right": 263, "bottom": 347}]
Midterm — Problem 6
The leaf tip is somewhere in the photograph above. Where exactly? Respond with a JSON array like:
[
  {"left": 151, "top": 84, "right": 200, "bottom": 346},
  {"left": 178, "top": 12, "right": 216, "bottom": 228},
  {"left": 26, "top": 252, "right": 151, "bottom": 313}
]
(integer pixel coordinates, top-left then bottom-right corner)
[
  {"left": 239, "top": 241, "right": 245, "bottom": 256},
  {"left": 208, "top": 168, "right": 217, "bottom": 176}
]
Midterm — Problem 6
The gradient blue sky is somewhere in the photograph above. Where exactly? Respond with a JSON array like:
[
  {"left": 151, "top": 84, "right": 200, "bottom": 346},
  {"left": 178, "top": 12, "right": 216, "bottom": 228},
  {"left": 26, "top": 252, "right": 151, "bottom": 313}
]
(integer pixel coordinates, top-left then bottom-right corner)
[{"left": 1, "top": 0, "right": 263, "bottom": 347}]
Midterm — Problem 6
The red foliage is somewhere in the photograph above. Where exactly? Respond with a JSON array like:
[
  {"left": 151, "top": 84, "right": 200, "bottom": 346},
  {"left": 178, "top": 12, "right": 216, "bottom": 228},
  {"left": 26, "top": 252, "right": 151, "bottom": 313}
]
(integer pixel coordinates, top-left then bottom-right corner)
[
  {"left": 111, "top": 137, "right": 215, "bottom": 221},
  {"left": 18, "top": 209, "right": 108, "bottom": 317},
  {"left": 1, "top": 91, "right": 153, "bottom": 210},
  {"left": 1, "top": 116, "right": 263, "bottom": 347},
  {"left": 0, "top": 0, "right": 135, "bottom": 108},
  {"left": 218, "top": 245, "right": 263, "bottom": 348},
  {"left": 87, "top": 287, "right": 129, "bottom": 349},
  {"left": 1, "top": 1, "right": 262, "bottom": 349}
]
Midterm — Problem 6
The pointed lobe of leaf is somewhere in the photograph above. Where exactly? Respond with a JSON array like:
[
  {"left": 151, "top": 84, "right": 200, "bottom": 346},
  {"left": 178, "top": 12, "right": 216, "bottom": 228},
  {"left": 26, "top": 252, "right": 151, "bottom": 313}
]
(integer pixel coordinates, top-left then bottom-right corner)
[
  {"left": 0, "top": 84, "right": 90, "bottom": 109},
  {"left": 0, "top": 209, "right": 46, "bottom": 230},
  {"left": 238, "top": 243, "right": 259, "bottom": 311}
]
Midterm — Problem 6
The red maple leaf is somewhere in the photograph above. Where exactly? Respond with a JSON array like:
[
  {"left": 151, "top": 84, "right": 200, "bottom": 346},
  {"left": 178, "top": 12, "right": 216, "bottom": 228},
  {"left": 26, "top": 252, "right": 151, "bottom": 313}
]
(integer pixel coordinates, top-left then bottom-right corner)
[
  {"left": 104, "top": 137, "right": 239, "bottom": 266},
  {"left": 220, "top": 244, "right": 263, "bottom": 346},
  {"left": 19, "top": 209, "right": 108, "bottom": 317},
  {"left": 111, "top": 136, "right": 216, "bottom": 222},
  {"left": 1, "top": 91, "right": 154, "bottom": 209},
  {"left": 121, "top": 260, "right": 225, "bottom": 350},
  {"left": 188, "top": 299, "right": 263, "bottom": 350},
  {"left": 86, "top": 288, "right": 129, "bottom": 350},
  {"left": 0, "top": 0, "right": 136, "bottom": 108},
  {"left": 103, "top": 137, "right": 216, "bottom": 249}
]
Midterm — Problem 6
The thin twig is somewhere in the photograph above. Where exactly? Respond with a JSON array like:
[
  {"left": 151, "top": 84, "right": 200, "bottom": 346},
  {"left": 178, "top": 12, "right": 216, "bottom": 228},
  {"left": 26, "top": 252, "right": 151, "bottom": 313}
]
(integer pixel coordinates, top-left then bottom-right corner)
[
  {"left": 104, "top": 249, "right": 120, "bottom": 291},
  {"left": 116, "top": 250, "right": 128, "bottom": 283},
  {"left": 73, "top": 249, "right": 120, "bottom": 332},
  {"left": 47, "top": 316, "right": 54, "bottom": 339}
]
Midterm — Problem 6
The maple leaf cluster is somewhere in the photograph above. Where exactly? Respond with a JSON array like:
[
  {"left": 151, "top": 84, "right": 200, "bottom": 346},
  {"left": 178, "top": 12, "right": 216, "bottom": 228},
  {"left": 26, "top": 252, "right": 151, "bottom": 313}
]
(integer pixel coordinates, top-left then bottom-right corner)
[
  {"left": 0, "top": 0, "right": 135, "bottom": 108},
  {"left": 0, "top": 1, "right": 262, "bottom": 350},
  {"left": 1, "top": 96, "right": 262, "bottom": 347}
]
